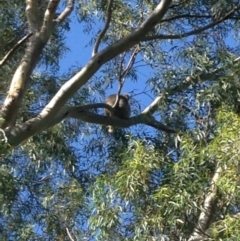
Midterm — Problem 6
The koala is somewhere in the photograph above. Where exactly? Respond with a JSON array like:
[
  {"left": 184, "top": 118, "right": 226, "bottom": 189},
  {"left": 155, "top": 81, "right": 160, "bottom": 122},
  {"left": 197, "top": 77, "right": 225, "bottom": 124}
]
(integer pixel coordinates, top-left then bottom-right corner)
[{"left": 104, "top": 94, "right": 130, "bottom": 133}]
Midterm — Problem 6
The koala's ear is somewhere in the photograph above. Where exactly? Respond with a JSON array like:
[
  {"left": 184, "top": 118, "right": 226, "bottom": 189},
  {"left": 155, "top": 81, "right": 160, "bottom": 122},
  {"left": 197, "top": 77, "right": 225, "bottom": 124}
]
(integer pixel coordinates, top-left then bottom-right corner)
[{"left": 123, "top": 94, "right": 130, "bottom": 100}]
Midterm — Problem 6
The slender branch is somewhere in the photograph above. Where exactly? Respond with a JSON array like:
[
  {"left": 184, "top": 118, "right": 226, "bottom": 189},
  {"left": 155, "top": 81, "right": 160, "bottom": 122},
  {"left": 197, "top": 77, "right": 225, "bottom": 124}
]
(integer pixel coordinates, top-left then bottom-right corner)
[
  {"left": 113, "top": 46, "right": 140, "bottom": 109},
  {"left": 160, "top": 14, "right": 240, "bottom": 24},
  {"left": 188, "top": 165, "right": 222, "bottom": 241},
  {"left": 54, "top": 0, "right": 75, "bottom": 27},
  {"left": 92, "top": 0, "right": 114, "bottom": 56},
  {"left": 120, "top": 46, "right": 140, "bottom": 80},
  {"left": 142, "top": 6, "right": 240, "bottom": 41},
  {"left": 0, "top": 33, "right": 33, "bottom": 67},
  {"left": 159, "top": 14, "right": 213, "bottom": 23},
  {"left": 66, "top": 228, "right": 75, "bottom": 241}
]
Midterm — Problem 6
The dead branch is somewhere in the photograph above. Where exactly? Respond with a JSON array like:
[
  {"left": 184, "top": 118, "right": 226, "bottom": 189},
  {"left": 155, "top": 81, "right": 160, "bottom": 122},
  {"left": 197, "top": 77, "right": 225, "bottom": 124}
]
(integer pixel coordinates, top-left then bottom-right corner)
[
  {"left": 92, "top": 0, "right": 113, "bottom": 56},
  {"left": 0, "top": 33, "right": 33, "bottom": 67}
]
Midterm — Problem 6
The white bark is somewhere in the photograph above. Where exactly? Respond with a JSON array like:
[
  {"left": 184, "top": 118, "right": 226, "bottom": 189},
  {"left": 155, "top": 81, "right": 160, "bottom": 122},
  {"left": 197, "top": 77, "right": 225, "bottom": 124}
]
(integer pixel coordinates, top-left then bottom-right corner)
[{"left": 188, "top": 166, "right": 222, "bottom": 241}]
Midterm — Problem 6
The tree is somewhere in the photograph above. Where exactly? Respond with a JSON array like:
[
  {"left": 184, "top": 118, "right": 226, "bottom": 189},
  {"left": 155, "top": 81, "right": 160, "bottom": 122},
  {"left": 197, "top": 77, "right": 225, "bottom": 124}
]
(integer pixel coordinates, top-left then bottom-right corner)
[{"left": 1, "top": 0, "right": 240, "bottom": 240}]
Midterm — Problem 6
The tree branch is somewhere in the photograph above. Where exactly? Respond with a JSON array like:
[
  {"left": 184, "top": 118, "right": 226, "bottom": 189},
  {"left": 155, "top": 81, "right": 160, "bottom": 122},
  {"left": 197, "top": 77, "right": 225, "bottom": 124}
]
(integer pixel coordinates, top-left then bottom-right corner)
[
  {"left": 113, "top": 46, "right": 140, "bottom": 109},
  {"left": 40, "top": 0, "right": 61, "bottom": 40},
  {"left": 119, "top": 46, "right": 140, "bottom": 81},
  {"left": 142, "top": 6, "right": 240, "bottom": 41},
  {"left": 188, "top": 165, "right": 222, "bottom": 241},
  {"left": 7, "top": 0, "right": 172, "bottom": 142},
  {"left": 142, "top": 96, "right": 163, "bottom": 115},
  {"left": 159, "top": 14, "right": 213, "bottom": 23},
  {"left": 2, "top": 0, "right": 61, "bottom": 128},
  {"left": 54, "top": 0, "right": 75, "bottom": 27},
  {"left": 3, "top": 91, "right": 175, "bottom": 146},
  {"left": 92, "top": 0, "right": 113, "bottom": 56},
  {"left": 0, "top": 33, "right": 33, "bottom": 67}
]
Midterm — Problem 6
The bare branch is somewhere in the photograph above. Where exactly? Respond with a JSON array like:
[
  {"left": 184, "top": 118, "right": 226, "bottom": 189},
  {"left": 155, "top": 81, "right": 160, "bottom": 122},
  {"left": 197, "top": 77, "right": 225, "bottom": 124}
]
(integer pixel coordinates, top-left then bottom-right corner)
[
  {"left": 25, "top": 0, "right": 40, "bottom": 32},
  {"left": 0, "top": 33, "right": 33, "bottom": 68},
  {"left": 142, "top": 6, "right": 240, "bottom": 41},
  {"left": 113, "top": 46, "right": 140, "bottom": 109},
  {"left": 54, "top": 0, "right": 75, "bottom": 27},
  {"left": 92, "top": 0, "right": 113, "bottom": 56},
  {"left": 188, "top": 165, "right": 222, "bottom": 241}
]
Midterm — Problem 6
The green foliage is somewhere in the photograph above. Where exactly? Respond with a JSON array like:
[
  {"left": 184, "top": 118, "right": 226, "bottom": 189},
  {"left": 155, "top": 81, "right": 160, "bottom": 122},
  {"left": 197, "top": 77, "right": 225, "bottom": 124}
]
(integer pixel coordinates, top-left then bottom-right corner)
[{"left": 88, "top": 107, "right": 240, "bottom": 240}]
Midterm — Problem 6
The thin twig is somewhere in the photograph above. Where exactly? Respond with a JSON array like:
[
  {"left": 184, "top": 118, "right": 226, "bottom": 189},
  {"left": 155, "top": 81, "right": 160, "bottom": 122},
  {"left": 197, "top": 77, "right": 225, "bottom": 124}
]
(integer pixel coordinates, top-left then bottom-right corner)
[
  {"left": 113, "top": 46, "right": 140, "bottom": 108},
  {"left": 0, "top": 33, "right": 33, "bottom": 67},
  {"left": 120, "top": 46, "right": 140, "bottom": 80},
  {"left": 92, "top": 0, "right": 113, "bottom": 56}
]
